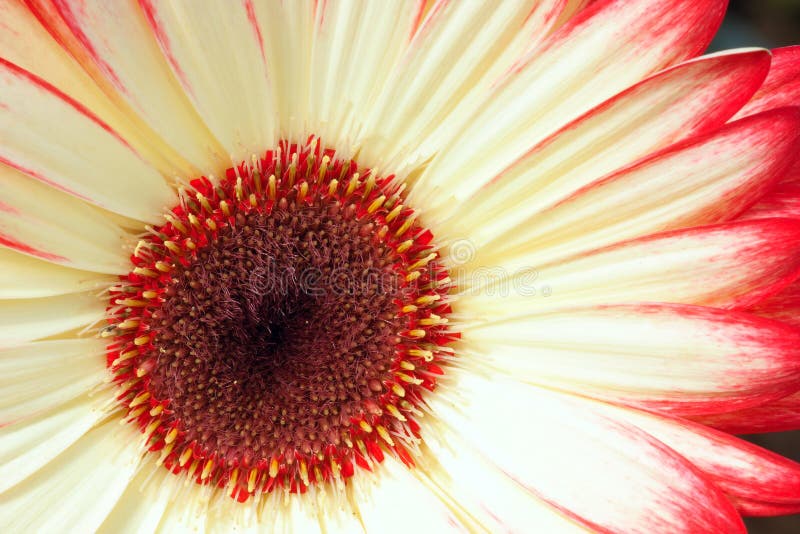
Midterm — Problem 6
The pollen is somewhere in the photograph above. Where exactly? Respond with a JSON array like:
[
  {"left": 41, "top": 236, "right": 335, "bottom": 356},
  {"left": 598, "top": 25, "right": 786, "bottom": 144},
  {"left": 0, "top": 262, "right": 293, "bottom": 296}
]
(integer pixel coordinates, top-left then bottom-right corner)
[{"left": 104, "top": 139, "right": 457, "bottom": 501}]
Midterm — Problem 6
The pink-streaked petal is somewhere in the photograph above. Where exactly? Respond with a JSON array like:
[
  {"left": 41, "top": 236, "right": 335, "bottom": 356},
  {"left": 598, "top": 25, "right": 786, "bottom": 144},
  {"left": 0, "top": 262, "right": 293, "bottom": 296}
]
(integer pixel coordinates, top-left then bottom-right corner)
[
  {"left": 748, "top": 280, "right": 800, "bottom": 329},
  {"left": 139, "top": 0, "right": 277, "bottom": 162},
  {"left": 740, "top": 161, "right": 800, "bottom": 220},
  {"left": 447, "top": 105, "right": 799, "bottom": 266},
  {"left": 430, "top": 375, "right": 745, "bottom": 533},
  {"left": 411, "top": 0, "right": 727, "bottom": 211},
  {"left": 0, "top": 59, "right": 176, "bottom": 222},
  {"left": 735, "top": 46, "right": 800, "bottom": 118},
  {"left": 460, "top": 303, "right": 800, "bottom": 416},
  {"left": 0, "top": 163, "right": 132, "bottom": 274},
  {"left": 428, "top": 49, "right": 772, "bottom": 227},
  {"left": 26, "top": 0, "right": 227, "bottom": 173},
  {"left": 595, "top": 403, "right": 800, "bottom": 516},
  {"left": 457, "top": 219, "right": 800, "bottom": 315},
  {"left": 0, "top": 0, "right": 196, "bottom": 177},
  {"left": 695, "top": 392, "right": 800, "bottom": 435}
]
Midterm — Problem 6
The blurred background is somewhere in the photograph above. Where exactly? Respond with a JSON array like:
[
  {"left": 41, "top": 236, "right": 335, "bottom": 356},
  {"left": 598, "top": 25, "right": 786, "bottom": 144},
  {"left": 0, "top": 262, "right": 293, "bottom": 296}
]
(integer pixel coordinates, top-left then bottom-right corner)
[{"left": 711, "top": 2, "right": 799, "bottom": 532}]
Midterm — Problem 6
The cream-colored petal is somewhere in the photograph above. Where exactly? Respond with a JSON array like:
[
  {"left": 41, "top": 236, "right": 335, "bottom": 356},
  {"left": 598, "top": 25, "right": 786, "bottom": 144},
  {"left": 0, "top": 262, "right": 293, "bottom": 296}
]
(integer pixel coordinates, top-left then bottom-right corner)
[
  {"left": 99, "top": 460, "right": 175, "bottom": 534},
  {"left": 0, "top": 246, "right": 111, "bottom": 298},
  {"left": 0, "top": 0, "right": 198, "bottom": 177},
  {"left": 0, "top": 390, "right": 110, "bottom": 493},
  {"left": 463, "top": 109, "right": 800, "bottom": 268},
  {"left": 0, "top": 163, "right": 134, "bottom": 274},
  {"left": 0, "top": 60, "right": 177, "bottom": 223},
  {"left": 419, "top": 427, "right": 590, "bottom": 533},
  {"left": 410, "top": 0, "right": 726, "bottom": 211},
  {"left": 356, "top": 0, "right": 569, "bottom": 170},
  {"left": 0, "top": 338, "right": 106, "bottom": 422},
  {"left": 139, "top": 0, "right": 277, "bottom": 163},
  {"left": 456, "top": 219, "right": 800, "bottom": 315},
  {"left": 26, "top": 0, "right": 227, "bottom": 174},
  {"left": 0, "top": 292, "right": 105, "bottom": 348},
  {"left": 431, "top": 50, "right": 775, "bottom": 243},
  {"left": 429, "top": 374, "right": 744, "bottom": 533},
  {"left": 460, "top": 303, "right": 800, "bottom": 416},
  {"left": 0, "top": 418, "right": 142, "bottom": 533}
]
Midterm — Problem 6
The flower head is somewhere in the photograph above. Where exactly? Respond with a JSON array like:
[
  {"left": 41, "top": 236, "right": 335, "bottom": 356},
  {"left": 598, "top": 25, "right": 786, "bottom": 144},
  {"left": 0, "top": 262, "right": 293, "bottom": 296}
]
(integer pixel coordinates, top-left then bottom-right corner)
[{"left": 1, "top": 0, "right": 800, "bottom": 532}]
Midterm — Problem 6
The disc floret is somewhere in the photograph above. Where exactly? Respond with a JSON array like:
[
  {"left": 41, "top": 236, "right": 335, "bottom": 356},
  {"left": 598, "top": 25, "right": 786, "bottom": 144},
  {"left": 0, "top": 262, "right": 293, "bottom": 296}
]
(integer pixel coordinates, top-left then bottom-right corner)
[{"left": 105, "top": 139, "right": 456, "bottom": 501}]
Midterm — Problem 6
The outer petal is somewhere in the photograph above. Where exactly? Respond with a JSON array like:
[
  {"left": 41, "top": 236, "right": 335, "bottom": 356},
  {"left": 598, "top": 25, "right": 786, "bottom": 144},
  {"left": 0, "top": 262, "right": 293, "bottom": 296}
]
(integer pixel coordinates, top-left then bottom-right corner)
[
  {"left": 0, "top": 292, "right": 105, "bottom": 348},
  {"left": 429, "top": 375, "right": 745, "bottom": 533},
  {"left": 460, "top": 303, "right": 800, "bottom": 416},
  {"left": 0, "top": 391, "right": 110, "bottom": 493},
  {"left": 26, "top": 0, "right": 227, "bottom": 173},
  {"left": 0, "top": 163, "right": 132, "bottom": 274},
  {"left": 597, "top": 404, "right": 800, "bottom": 516},
  {"left": 0, "top": 59, "right": 176, "bottom": 223},
  {"left": 411, "top": 0, "right": 726, "bottom": 209},
  {"left": 0, "top": 419, "right": 142, "bottom": 533},
  {"left": 428, "top": 50, "right": 772, "bottom": 227},
  {"left": 735, "top": 46, "right": 800, "bottom": 118},
  {"left": 0, "top": 246, "right": 111, "bottom": 298},
  {"left": 0, "top": 338, "right": 106, "bottom": 422},
  {"left": 451, "top": 107, "right": 800, "bottom": 266},
  {"left": 696, "top": 392, "right": 800, "bottom": 435},
  {"left": 457, "top": 219, "right": 800, "bottom": 315},
  {"left": 139, "top": 0, "right": 277, "bottom": 162}
]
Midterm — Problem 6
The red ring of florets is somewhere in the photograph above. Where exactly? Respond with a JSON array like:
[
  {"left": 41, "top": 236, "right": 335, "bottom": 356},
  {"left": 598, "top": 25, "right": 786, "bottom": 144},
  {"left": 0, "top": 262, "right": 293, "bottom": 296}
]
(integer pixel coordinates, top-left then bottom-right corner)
[{"left": 105, "top": 139, "right": 457, "bottom": 501}]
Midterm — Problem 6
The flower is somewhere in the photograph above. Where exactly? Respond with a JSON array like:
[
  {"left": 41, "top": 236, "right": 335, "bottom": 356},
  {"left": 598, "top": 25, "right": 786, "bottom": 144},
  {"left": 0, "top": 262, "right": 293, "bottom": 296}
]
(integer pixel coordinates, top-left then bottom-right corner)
[{"left": 2, "top": 0, "right": 800, "bottom": 532}]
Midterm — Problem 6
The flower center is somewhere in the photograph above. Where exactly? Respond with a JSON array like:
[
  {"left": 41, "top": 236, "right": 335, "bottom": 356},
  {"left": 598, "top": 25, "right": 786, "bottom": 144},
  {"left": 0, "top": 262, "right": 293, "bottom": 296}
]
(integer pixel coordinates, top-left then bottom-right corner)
[{"left": 105, "top": 140, "right": 456, "bottom": 501}]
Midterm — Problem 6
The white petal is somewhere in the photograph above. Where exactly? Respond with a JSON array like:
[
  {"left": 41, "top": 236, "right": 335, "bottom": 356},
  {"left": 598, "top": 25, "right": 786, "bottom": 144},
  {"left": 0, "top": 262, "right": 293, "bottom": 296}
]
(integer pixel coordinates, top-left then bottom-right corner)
[
  {"left": 354, "top": 457, "right": 468, "bottom": 533},
  {"left": 0, "top": 338, "right": 107, "bottom": 421},
  {"left": 0, "top": 292, "right": 105, "bottom": 348},
  {"left": 0, "top": 390, "right": 110, "bottom": 493},
  {"left": 0, "top": 60, "right": 177, "bottom": 222},
  {"left": 355, "top": 0, "right": 568, "bottom": 169},
  {"left": 0, "top": 418, "right": 143, "bottom": 533},
  {"left": 475, "top": 109, "right": 800, "bottom": 267},
  {"left": 419, "top": 427, "right": 590, "bottom": 533}
]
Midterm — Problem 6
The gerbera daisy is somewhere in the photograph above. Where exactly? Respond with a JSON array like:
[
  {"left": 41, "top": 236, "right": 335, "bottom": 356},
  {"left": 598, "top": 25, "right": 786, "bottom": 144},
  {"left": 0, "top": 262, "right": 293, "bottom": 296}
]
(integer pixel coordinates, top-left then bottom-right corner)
[{"left": 2, "top": 0, "right": 800, "bottom": 531}]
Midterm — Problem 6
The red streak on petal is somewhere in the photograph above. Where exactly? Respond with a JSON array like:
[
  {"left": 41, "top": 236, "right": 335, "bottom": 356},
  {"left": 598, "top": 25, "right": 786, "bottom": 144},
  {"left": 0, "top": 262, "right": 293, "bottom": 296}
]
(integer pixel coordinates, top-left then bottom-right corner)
[
  {"left": 48, "top": 0, "right": 126, "bottom": 95},
  {"left": 138, "top": 0, "right": 193, "bottom": 97},
  {"left": 244, "top": 0, "right": 267, "bottom": 65},
  {"left": 0, "top": 233, "right": 66, "bottom": 263}
]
